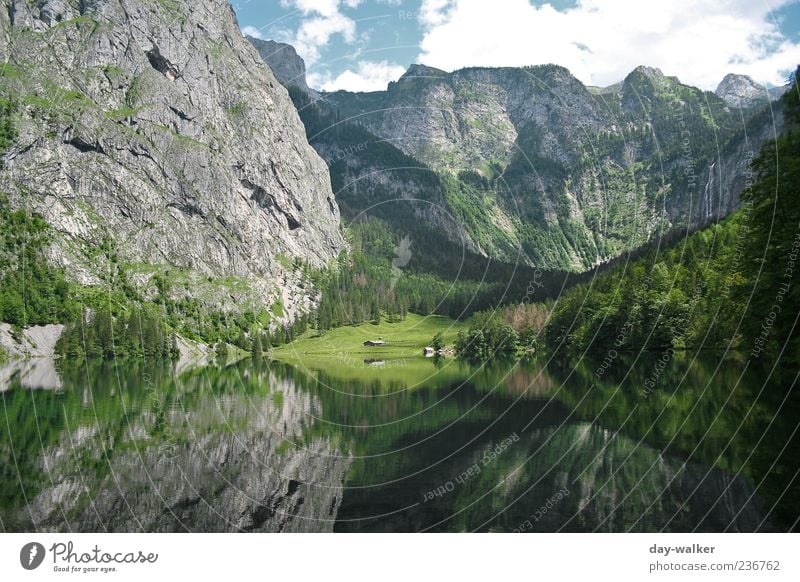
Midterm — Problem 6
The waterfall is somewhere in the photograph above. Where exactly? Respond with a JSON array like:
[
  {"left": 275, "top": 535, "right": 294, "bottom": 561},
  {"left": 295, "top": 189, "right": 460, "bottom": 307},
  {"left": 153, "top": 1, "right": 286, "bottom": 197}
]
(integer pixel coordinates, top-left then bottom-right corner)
[{"left": 702, "top": 162, "right": 717, "bottom": 222}]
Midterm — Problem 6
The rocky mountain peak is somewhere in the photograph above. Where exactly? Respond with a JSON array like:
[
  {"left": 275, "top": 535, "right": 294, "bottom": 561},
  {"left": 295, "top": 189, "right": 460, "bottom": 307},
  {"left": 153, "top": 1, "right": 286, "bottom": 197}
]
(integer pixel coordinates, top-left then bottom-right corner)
[
  {"left": 715, "top": 73, "right": 769, "bottom": 108},
  {"left": 246, "top": 36, "right": 316, "bottom": 97},
  {"left": 629, "top": 65, "right": 665, "bottom": 80},
  {"left": 399, "top": 64, "right": 447, "bottom": 81}
]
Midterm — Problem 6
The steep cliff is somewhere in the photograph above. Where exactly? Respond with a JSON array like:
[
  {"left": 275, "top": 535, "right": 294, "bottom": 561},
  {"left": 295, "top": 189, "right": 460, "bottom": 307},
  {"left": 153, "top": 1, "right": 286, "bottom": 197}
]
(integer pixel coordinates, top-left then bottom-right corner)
[
  {"left": 246, "top": 36, "right": 316, "bottom": 98},
  {"left": 0, "top": 0, "right": 345, "bottom": 316}
]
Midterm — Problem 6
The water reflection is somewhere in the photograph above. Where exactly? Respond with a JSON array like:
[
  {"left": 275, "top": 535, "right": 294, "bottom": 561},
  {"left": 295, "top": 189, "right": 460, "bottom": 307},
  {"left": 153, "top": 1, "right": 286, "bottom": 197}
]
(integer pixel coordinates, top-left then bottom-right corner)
[
  {"left": 0, "top": 352, "right": 796, "bottom": 532},
  {"left": 0, "top": 360, "right": 349, "bottom": 532},
  {"left": 0, "top": 357, "right": 61, "bottom": 392}
]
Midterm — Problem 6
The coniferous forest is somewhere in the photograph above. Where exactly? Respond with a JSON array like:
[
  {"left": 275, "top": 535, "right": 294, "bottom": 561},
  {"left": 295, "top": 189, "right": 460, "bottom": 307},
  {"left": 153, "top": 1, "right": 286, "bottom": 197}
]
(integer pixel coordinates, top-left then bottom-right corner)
[{"left": 541, "top": 78, "right": 800, "bottom": 366}]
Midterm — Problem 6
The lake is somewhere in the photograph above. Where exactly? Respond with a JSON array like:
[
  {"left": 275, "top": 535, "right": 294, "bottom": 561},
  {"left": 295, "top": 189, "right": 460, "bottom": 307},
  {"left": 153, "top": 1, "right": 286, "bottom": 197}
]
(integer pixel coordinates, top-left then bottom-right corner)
[{"left": 1, "top": 352, "right": 797, "bottom": 532}]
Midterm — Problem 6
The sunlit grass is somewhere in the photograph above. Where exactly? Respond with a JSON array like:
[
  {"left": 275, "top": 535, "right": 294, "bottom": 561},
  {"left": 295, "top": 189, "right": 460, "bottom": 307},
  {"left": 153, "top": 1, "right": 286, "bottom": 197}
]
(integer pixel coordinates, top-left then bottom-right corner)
[{"left": 269, "top": 313, "right": 471, "bottom": 389}]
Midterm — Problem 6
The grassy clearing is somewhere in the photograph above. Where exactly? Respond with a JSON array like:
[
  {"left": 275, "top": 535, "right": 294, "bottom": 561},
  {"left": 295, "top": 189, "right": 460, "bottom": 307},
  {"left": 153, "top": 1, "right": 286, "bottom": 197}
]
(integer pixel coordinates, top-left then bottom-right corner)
[
  {"left": 272, "top": 313, "right": 465, "bottom": 360},
  {"left": 270, "top": 314, "right": 471, "bottom": 388}
]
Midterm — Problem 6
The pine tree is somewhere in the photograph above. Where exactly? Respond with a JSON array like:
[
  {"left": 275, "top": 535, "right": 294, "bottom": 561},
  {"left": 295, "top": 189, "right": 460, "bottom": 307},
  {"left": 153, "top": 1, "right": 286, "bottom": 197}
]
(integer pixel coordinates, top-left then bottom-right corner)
[
  {"left": 252, "top": 331, "right": 263, "bottom": 358},
  {"left": 93, "top": 307, "right": 115, "bottom": 359},
  {"left": 236, "top": 329, "right": 250, "bottom": 352},
  {"left": 127, "top": 307, "right": 142, "bottom": 358},
  {"left": 215, "top": 340, "right": 228, "bottom": 362}
]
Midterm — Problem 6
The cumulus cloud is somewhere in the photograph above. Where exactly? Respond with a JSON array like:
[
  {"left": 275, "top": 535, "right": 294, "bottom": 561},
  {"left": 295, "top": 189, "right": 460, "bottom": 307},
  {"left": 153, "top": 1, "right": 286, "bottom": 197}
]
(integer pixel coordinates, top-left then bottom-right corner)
[
  {"left": 241, "top": 25, "right": 265, "bottom": 40},
  {"left": 417, "top": 0, "right": 800, "bottom": 89},
  {"left": 420, "top": 0, "right": 454, "bottom": 26},
  {"left": 279, "top": 0, "right": 362, "bottom": 64},
  {"left": 310, "top": 60, "right": 407, "bottom": 92}
]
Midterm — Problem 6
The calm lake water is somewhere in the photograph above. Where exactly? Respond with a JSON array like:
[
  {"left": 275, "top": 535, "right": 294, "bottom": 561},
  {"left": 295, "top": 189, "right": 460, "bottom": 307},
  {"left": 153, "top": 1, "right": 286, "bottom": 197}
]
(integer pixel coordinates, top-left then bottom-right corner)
[{"left": 1, "top": 352, "right": 798, "bottom": 532}]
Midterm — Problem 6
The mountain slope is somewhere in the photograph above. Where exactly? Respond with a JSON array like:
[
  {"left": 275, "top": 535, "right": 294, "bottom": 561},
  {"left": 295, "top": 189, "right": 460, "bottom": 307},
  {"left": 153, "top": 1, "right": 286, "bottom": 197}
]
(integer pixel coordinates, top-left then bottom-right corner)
[
  {"left": 544, "top": 77, "right": 799, "bottom": 362},
  {"left": 0, "top": 0, "right": 345, "bottom": 318},
  {"left": 323, "top": 64, "right": 779, "bottom": 271}
]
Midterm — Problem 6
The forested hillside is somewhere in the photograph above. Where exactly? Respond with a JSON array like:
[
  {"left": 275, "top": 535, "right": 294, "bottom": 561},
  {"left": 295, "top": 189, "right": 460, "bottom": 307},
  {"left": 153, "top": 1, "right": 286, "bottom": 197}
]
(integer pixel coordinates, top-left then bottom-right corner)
[{"left": 542, "top": 75, "right": 800, "bottom": 365}]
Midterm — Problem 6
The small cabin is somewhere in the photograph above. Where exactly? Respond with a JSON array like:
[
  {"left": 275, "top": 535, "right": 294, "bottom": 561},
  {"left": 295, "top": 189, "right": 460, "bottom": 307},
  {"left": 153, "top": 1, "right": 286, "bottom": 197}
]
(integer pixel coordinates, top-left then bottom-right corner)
[
  {"left": 363, "top": 339, "right": 386, "bottom": 347},
  {"left": 423, "top": 347, "right": 435, "bottom": 357}
]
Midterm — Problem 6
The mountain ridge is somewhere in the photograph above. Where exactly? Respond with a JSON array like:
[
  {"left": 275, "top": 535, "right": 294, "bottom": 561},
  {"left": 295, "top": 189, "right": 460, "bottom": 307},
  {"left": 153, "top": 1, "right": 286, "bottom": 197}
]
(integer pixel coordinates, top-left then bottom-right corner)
[{"left": 270, "top": 51, "right": 782, "bottom": 271}]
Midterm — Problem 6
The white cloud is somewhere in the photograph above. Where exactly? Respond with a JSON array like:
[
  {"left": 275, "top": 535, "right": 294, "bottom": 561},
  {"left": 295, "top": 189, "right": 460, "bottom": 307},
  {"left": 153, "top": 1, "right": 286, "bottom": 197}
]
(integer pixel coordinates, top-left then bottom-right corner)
[
  {"left": 311, "top": 60, "right": 407, "bottom": 91},
  {"left": 417, "top": 0, "right": 800, "bottom": 89},
  {"left": 241, "top": 25, "right": 265, "bottom": 40},
  {"left": 279, "top": 0, "right": 363, "bottom": 65},
  {"left": 281, "top": 0, "right": 341, "bottom": 18},
  {"left": 420, "top": 0, "right": 454, "bottom": 26}
]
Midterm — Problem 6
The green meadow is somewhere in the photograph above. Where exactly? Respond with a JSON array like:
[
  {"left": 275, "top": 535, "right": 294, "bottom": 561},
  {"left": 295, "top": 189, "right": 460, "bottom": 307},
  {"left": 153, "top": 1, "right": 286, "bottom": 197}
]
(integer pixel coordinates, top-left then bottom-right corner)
[
  {"left": 269, "top": 314, "right": 471, "bottom": 389},
  {"left": 272, "top": 313, "right": 465, "bottom": 359}
]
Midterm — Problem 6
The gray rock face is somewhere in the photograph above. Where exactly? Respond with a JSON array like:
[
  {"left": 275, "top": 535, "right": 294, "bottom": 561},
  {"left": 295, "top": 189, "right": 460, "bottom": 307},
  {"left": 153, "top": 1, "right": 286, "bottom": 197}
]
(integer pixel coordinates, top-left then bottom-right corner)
[
  {"left": 331, "top": 64, "right": 609, "bottom": 175},
  {"left": 246, "top": 36, "right": 317, "bottom": 98},
  {"left": 716, "top": 73, "right": 771, "bottom": 108},
  {"left": 323, "top": 63, "right": 780, "bottom": 270},
  {"left": 0, "top": 0, "right": 345, "bottom": 313}
]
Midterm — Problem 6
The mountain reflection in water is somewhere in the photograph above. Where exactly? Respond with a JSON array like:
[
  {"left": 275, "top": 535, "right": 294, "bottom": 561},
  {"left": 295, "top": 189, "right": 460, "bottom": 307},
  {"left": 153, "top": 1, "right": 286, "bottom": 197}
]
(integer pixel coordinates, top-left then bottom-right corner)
[{"left": 0, "top": 353, "right": 797, "bottom": 532}]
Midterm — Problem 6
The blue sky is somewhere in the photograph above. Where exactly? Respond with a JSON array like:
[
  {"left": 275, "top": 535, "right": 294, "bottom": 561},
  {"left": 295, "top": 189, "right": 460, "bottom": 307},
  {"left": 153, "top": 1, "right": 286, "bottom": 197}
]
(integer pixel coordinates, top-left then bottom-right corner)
[{"left": 233, "top": 0, "right": 800, "bottom": 92}]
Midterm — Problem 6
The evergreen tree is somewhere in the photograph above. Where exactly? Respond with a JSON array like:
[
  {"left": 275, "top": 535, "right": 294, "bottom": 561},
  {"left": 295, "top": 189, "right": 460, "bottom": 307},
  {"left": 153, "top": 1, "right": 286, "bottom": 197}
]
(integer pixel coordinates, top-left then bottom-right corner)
[
  {"left": 93, "top": 307, "right": 115, "bottom": 359},
  {"left": 127, "top": 308, "right": 143, "bottom": 358},
  {"left": 252, "top": 332, "right": 263, "bottom": 358},
  {"left": 215, "top": 340, "right": 228, "bottom": 362}
]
